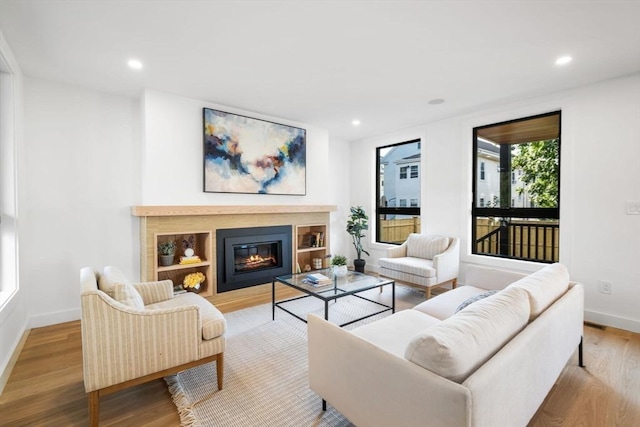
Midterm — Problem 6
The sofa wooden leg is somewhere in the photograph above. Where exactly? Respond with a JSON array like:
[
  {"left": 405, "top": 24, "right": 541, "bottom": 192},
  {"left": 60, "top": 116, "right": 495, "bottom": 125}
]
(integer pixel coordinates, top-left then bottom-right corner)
[
  {"left": 578, "top": 336, "right": 585, "bottom": 368},
  {"left": 217, "top": 352, "right": 224, "bottom": 390},
  {"left": 452, "top": 278, "right": 457, "bottom": 289},
  {"left": 88, "top": 390, "right": 99, "bottom": 427}
]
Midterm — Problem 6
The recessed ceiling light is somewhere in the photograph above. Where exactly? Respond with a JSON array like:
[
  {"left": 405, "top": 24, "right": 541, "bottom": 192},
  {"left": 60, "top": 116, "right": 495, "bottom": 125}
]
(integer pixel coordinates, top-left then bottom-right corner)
[
  {"left": 428, "top": 98, "right": 445, "bottom": 105},
  {"left": 352, "top": 120, "right": 361, "bottom": 126},
  {"left": 555, "top": 56, "right": 572, "bottom": 66},
  {"left": 127, "top": 59, "right": 143, "bottom": 70}
]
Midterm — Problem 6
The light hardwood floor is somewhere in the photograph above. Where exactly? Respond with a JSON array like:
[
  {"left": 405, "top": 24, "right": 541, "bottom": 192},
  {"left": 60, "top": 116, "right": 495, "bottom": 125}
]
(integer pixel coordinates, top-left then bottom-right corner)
[{"left": 1, "top": 292, "right": 639, "bottom": 426}]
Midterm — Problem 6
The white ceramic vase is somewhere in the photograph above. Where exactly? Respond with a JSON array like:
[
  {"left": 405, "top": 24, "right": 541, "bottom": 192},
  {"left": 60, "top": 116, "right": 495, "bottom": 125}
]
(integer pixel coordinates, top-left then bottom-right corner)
[{"left": 333, "top": 265, "right": 348, "bottom": 277}]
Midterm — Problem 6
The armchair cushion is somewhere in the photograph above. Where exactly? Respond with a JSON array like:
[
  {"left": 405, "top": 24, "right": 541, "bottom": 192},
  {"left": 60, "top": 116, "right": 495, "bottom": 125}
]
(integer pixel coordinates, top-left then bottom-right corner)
[
  {"left": 406, "top": 234, "right": 449, "bottom": 260},
  {"left": 378, "top": 257, "right": 437, "bottom": 278},
  {"left": 113, "top": 283, "right": 145, "bottom": 309},
  {"left": 147, "top": 292, "right": 226, "bottom": 340},
  {"left": 98, "top": 265, "right": 132, "bottom": 298}
]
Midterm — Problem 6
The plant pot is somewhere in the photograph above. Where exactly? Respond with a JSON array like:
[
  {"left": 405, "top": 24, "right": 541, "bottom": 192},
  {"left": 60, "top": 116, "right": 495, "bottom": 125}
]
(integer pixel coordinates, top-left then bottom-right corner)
[
  {"left": 332, "top": 265, "right": 348, "bottom": 277},
  {"left": 354, "top": 258, "right": 366, "bottom": 273},
  {"left": 159, "top": 254, "right": 174, "bottom": 267}
]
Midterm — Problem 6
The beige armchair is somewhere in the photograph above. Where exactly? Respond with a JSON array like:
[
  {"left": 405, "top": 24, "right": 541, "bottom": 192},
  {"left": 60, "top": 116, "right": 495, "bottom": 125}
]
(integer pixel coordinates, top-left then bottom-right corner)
[
  {"left": 378, "top": 233, "right": 459, "bottom": 299},
  {"left": 80, "top": 266, "right": 226, "bottom": 426}
]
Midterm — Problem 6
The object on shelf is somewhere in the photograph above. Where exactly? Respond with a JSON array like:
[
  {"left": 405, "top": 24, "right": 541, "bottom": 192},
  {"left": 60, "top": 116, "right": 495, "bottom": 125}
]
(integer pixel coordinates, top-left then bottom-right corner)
[
  {"left": 183, "top": 272, "right": 206, "bottom": 293},
  {"left": 179, "top": 255, "right": 202, "bottom": 265},
  {"left": 313, "top": 257, "right": 323, "bottom": 269}
]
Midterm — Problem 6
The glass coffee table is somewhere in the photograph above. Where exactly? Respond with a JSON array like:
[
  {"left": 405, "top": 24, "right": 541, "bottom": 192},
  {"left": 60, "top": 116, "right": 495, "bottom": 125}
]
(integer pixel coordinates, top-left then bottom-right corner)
[{"left": 272, "top": 269, "right": 395, "bottom": 327}]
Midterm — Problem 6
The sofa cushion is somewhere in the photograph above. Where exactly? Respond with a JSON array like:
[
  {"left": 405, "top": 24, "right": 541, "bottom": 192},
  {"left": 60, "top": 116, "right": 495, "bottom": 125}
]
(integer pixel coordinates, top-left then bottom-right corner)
[
  {"left": 147, "top": 292, "right": 226, "bottom": 340},
  {"left": 455, "top": 290, "right": 499, "bottom": 313},
  {"left": 406, "top": 234, "right": 449, "bottom": 260},
  {"left": 413, "top": 285, "right": 488, "bottom": 320},
  {"left": 378, "top": 257, "right": 436, "bottom": 278},
  {"left": 351, "top": 310, "right": 441, "bottom": 358},
  {"left": 404, "top": 286, "right": 530, "bottom": 383},
  {"left": 506, "top": 263, "right": 569, "bottom": 321}
]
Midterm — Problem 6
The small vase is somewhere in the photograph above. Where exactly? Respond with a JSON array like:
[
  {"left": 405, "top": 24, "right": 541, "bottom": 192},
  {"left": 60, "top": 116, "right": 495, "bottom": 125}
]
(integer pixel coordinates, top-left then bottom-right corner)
[
  {"left": 333, "top": 265, "right": 348, "bottom": 277},
  {"left": 186, "top": 283, "right": 202, "bottom": 293}
]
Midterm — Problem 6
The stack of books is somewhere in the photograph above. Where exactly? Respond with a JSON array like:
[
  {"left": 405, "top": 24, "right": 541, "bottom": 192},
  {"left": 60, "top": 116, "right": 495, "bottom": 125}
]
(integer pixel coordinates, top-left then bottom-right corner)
[
  {"left": 179, "top": 255, "right": 202, "bottom": 265},
  {"left": 303, "top": 273, "right": 332, "bottom": 286}
]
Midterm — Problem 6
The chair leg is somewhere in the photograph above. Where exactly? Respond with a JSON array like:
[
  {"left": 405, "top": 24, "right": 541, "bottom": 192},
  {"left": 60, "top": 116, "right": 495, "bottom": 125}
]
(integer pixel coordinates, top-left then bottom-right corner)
[
  {"left": 425, "top": 287, "right": 431, "bottom": 300},
  {"left": 88, "top": 390, "right": 99, "bottom": 427},
  {"left": 217, "top": 353, "right": 224, "bottom": 390},
  {"left": 452, "top": 278, "right": 457, "bottom": 289}
]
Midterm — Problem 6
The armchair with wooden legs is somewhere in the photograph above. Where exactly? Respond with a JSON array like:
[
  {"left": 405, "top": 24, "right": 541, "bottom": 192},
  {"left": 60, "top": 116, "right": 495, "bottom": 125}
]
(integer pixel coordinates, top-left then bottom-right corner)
[{"left": 80, "top": 266, "right": 226, "bottom": 426}]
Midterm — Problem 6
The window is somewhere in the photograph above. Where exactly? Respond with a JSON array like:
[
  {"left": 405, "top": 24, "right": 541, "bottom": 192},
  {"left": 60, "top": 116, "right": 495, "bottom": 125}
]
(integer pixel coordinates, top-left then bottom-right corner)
[
  {"left": 376, "top": 139, "right": 421, "bottom": 244},
  {"left": 399, "top": 166, "right": 408, "bottom": 179},
  {"left": 473, "top": 111, "right": 561, "bottom": 263}
]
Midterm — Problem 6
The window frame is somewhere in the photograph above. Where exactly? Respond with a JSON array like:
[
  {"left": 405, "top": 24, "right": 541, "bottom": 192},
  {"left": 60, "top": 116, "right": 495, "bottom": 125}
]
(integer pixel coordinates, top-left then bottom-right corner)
[
  {"left": 376, "top": 139, "right": 421, "bottom": 244},
  {"left": 472, "top": 111, "right": 561, "bottom": 263}
]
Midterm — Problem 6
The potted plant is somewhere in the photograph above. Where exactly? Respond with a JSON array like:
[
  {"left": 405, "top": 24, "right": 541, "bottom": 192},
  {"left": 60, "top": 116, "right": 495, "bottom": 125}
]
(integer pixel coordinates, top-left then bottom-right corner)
[
  {"left": 330, "top": 254, "right": 348, "bottom": 277},
  {"left": 158, "top": 241, "right": 176, "bottom": 266},
  {"left": 346, "top": 206, "right": 370, "bottom": 273}
]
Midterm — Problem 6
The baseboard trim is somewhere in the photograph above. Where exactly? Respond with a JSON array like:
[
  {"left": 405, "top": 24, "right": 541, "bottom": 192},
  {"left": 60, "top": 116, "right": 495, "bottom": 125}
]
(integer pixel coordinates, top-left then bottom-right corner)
[
  {"left": 584, "top": 309, "right": 640, "bottom": 333},
  {"left": 0, "top": 328, "right": 30, "bottom": 395},
  {"left": 28, "top": 308, "right": 80, "bottom": 329}
]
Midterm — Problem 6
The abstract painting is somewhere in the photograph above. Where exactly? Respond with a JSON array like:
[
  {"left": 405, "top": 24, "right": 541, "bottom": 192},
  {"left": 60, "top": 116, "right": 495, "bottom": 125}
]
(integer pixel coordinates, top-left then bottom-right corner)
[{"left": 203, "top": 108, "right": 306, "bottom": 195}]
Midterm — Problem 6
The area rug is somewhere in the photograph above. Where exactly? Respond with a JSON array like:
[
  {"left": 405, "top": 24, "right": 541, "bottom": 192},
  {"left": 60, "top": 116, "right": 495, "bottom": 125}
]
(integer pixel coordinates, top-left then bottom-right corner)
[{"left": 165, "top": 287, "right": 424, "bottom": 426}]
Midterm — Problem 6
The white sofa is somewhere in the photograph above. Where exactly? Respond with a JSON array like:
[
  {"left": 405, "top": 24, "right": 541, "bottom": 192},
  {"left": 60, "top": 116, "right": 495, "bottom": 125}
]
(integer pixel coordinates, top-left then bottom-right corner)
[
  {"left": 378, "top": 233, "right": 459, "bottom": 299},
  {"left": 308, "top": 263, "right": 584, "bottom": 427}
]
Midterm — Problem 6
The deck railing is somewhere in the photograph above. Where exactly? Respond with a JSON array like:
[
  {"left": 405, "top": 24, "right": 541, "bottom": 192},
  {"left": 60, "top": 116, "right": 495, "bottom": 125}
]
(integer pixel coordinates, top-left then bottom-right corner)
[{"left": 476, "top": 220, "right": 559, "bottom": 262}]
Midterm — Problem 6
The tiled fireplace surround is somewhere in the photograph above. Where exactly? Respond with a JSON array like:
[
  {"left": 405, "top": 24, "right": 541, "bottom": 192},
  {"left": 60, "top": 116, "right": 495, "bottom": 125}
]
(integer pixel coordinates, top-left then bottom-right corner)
[{"left": 133, "top": 205, "right": 336, "bottom": 309}]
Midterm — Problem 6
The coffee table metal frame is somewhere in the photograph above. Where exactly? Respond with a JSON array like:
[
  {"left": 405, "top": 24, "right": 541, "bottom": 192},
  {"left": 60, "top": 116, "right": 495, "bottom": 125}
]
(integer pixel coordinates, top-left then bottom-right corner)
[{"left": 272, "top": 269, "right": 395, "bottom": 327}]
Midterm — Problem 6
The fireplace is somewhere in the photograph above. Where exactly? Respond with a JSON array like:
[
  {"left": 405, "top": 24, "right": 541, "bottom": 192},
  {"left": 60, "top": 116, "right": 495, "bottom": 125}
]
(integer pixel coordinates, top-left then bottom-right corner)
[{"left": 216, "top": 225, "right": 292, "bottom": 293}]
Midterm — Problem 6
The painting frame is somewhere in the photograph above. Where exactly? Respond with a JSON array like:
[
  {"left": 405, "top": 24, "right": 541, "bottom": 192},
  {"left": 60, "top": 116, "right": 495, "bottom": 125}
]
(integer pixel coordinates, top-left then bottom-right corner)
[{"left": 202, "top": 108, "right": 307, "bottom": 195}]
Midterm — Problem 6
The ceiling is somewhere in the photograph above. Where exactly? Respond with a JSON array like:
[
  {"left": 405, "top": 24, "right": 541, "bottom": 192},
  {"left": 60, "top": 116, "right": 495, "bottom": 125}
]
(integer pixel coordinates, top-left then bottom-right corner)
[{"left": 1, "top": 0, "right": 638, "bottom": 142}]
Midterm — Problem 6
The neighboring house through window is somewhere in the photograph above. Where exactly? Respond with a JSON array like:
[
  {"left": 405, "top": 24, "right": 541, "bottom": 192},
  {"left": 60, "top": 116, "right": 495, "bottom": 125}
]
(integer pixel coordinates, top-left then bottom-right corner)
[{"left": 376, "top": 139, "right": 421, "bottom": 244}]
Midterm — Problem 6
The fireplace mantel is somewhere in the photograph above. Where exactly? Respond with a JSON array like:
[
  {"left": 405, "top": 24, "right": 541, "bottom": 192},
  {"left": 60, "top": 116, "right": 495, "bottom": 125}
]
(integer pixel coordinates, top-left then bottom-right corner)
[{"left": 132, "top": 205, "right": 336, "bottom": 217}]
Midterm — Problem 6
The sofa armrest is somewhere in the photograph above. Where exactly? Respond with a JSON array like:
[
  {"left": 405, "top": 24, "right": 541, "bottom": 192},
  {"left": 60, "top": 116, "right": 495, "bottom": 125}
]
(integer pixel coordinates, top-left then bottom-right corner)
[
  {"left": 386, "top": 241, "right": 408, "bottom": 258},
  {"left": 133, "top": 280, "right": 174, "bottom": 305},
  {"left": 308, "top": 314, "right": 471, "bottom": 427},
  {"left": 81, "top": 291, "right": 200, "bottom": 392},
  {"left": 432, "top": 238, "right": 459, "bottom": 284}
]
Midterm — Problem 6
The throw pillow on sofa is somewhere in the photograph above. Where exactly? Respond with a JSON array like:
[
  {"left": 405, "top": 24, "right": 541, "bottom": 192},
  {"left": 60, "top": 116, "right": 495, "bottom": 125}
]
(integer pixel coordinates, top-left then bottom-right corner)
[
  {"left": 455, "top": 290, "right": 498, "bottom": 313},
  {"left": 404, "top": 286, "right": 530, "bottom": 383}
]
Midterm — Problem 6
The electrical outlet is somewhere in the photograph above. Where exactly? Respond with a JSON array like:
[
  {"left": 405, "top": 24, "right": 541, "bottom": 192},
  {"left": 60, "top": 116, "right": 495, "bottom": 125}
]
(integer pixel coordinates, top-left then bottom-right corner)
[{"left": 600, "top": 281, "right": 612, "bottom": 294}]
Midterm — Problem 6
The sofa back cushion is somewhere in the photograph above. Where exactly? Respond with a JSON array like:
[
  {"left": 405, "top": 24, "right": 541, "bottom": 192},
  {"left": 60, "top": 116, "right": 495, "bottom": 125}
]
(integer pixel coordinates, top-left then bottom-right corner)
[
  {"left": 99, "top": 266, "right": 144, "bottom": 309},
  {"left": 406, "top": 234, "right": 449, "bottom": 260},
  {"left": 506, "top": 263, "right": 569, "bottom": 321},
  {"left": 404, "top": 286, "right": 530, "bottom": 383}
]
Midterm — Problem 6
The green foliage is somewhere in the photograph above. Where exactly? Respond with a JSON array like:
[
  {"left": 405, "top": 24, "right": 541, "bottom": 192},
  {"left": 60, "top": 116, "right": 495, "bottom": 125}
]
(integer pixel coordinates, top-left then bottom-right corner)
[
  {"left": 158, "top": 241, "right": 176, "bottom": 255},
  {"left": 346, "top": 206, "right": 370, "bottom": 260},
  {"left": 511, "top": 139, "right": 559, "bottom": 208},
  {"left": 330, "top": 255, "right": 347, "bottom": 266}
]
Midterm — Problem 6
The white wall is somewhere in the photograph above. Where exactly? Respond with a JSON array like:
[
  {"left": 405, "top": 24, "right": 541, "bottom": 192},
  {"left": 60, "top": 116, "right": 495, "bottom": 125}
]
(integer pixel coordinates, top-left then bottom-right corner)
[
  {"left": 141, "top": 90, "right": 330, "bottom": 206},
  {"left": 21, "top": 78, "right": 140, "bottom": 327},
  {"left": 350, "top": 73, "right": 640, "bottom": 332}
]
